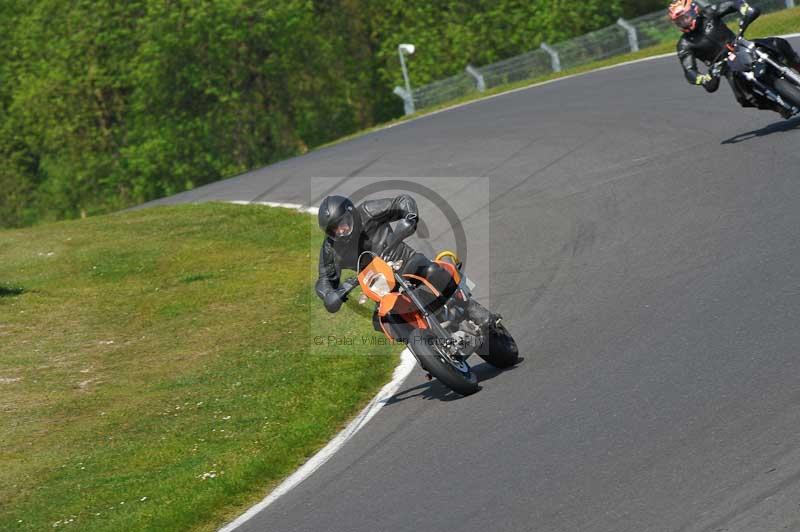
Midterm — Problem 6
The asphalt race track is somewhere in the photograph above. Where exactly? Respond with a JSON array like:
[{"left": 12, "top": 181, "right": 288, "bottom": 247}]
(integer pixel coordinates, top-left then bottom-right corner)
[{"left": 148, "top": 38, "right": 800, "bottom": 532}]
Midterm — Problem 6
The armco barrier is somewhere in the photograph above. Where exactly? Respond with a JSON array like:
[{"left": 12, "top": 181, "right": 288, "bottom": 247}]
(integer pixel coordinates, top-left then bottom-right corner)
[{"left": 395, "top": 0, "right": 795, "bottom": 113}]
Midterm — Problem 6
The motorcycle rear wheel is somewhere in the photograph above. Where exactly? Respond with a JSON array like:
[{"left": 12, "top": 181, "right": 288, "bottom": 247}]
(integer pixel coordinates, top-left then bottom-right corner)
[
  {"left": 409, "top": 329, "right": 480, "bottom": 396},
  {"left": 774, "top": 77, "right": 800, "bottom": 108}
]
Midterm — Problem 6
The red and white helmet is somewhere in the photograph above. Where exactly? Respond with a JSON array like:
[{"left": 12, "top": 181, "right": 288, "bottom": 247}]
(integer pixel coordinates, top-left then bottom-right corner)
[{"left": 668, "top": 0, "right": 700, "bottom": 33}]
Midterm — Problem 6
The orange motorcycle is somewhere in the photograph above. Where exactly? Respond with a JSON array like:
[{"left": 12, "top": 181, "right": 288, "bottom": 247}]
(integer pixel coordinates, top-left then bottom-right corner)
[{"left": 343, "top": 219, "right": 519, "bottom": 396}]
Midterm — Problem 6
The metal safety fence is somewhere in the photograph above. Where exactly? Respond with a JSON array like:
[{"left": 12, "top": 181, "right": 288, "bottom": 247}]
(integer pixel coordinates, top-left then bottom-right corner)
[{"left": 394, "top": 0, "right": 796, "bottom": 113}]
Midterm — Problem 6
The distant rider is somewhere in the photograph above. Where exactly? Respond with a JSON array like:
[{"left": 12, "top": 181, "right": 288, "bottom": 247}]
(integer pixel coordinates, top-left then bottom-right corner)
[
  {"left": 315, "top": 194, "right": 498, "bottom": 331},
  {"left": 669, "top": 0, "right": 800, "bottom": 118}
]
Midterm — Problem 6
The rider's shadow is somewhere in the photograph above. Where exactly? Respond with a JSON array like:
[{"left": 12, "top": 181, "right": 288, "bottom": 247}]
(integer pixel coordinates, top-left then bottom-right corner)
[
  {"left": 721, "top": 115, "right": 800, "bottom": 144},
  {"left": 385, "top": 358, "right": 525, "bottom": 403}
]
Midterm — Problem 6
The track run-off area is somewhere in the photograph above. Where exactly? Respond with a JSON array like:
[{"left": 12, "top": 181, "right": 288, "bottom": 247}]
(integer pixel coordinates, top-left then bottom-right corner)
[{"left": 150, "top": 37, "right": 800, "bottom": 532}]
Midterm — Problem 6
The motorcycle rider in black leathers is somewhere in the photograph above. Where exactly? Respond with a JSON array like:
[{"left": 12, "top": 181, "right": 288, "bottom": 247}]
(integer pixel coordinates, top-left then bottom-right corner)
[
  {"left": 669, "top": 0, "right": 800, "bottom": 118},
  {"left": 315, "top": 194, "right": 498, "bottom": 334}
]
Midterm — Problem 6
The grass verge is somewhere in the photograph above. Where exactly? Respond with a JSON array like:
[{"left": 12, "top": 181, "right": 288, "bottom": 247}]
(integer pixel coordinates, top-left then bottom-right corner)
[
  {"left": 0, "top": 203, "right": 398, "bottom": 531},
  {"left": 319, "top": 6, "right": 800, "bottom": 149}
]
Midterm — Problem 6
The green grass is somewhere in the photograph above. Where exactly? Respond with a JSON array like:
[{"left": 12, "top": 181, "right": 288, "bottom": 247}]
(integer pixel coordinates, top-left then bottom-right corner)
[
  {"left": 0, "top": 203, "right": 399, "bottom": 531},
  {"left": 319, "top": 6, "right": 800, "bottom": 149}
]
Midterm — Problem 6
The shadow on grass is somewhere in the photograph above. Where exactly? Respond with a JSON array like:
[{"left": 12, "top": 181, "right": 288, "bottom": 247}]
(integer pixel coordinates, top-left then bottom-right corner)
[
  {"left": 386, "top": 357, "right": 525, "bottom": 403},
  {"left": 0, "top": 284, "right": 25, "bottom": 298},
  {"left": 721, "top": 115, "right": 800, "bottom": 144}
]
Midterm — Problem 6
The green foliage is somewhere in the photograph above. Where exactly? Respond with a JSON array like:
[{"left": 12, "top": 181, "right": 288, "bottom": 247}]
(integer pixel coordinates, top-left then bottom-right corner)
[
  {"left": 0, "top": 0, "right": 639, "bottom": 227},
  {"left": 366, "top": 0, "right": 625, "bottom": 87},
  {"left": 620, "top": 0, "right": 669, "bottom": 18}
]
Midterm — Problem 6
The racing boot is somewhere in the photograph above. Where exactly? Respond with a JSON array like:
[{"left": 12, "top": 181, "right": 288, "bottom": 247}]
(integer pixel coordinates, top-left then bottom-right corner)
[
  {"left": 778, "top": 105, "right": 799, "bottom": 119},
  {"left": 466, "top": 299, "right": 501, "bottom": 331}
]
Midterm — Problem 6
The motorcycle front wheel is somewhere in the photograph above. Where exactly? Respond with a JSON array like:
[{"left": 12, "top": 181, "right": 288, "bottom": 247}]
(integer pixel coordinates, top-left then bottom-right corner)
[
  {"left": 774, "top": 77, "right": 800, "bottom": 107},
  {"left": 476, "top": 323, "right": 520, "bottom": 369},
  {"left": 408, "top": 328, "right": 480, "bottom": 396}
]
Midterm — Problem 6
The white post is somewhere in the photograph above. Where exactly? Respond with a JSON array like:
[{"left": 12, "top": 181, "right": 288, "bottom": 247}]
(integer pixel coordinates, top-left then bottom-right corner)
[
  {"left": 397, "top": 44, "right": 416, "bottom": 115},
  {"left": 393, "top": 86, "right": 415, "bottom": 116},
  {"left": 465, "top": 65, "right": 486, "bottom": 92},
  {"left": 399, "top": 48, "right": 412, "bottom": 99},
  {"left": 540, "top": 42, "right": 561, "bottom": 72},
  {"left": 786, "top": 0, "right": 795, "bottom": 8},
  {"left": 616, "top": 17, "right": 639, "bottom": 53}
]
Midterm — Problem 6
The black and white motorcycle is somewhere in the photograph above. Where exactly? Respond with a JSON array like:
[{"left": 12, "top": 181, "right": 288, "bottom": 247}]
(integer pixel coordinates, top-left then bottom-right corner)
[{"left": 716, "top": 28, "right": 800, "bottom": 117}]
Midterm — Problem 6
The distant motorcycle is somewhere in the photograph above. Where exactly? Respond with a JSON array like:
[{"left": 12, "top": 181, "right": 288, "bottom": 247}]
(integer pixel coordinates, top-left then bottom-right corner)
[
  {"left": 342, "top": 217, "right": 519, "bottom": 396},
  {"left": 715, "top": 26, "right": 800, "bottom": 117}
]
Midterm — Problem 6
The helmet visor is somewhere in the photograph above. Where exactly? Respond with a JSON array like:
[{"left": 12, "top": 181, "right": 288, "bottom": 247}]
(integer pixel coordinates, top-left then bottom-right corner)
[
  {"left": 673, "top": 11, "right": 697, "bottom": 31},
  {"left": 326, "top": 212, "right": 355, "bottom": 240}
]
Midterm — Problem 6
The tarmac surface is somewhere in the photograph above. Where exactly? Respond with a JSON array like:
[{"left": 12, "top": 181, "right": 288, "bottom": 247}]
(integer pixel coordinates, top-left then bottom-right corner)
[{"left": 148, "top": 39, "right": 800, "bottom": 532}]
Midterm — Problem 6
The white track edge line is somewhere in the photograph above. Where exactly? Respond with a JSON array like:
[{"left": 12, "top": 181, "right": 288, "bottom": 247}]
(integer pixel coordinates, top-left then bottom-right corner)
[
  {"left": 220, "top": 201, "right": 413, "bottom": 531},
  {"left": 218, "top": 349, "right": 415, "bottom": 532},
  {"left": 220, "top": 32, "right": 800, "bottom": 526},
  {"left": 228, "top": 199, "right": 319, "bottom": 215}
]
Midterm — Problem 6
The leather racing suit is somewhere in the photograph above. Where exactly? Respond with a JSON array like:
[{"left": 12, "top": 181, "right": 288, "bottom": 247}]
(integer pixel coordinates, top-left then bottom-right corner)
[
  {"left": 676, "top": 1, "right": 800, "bottom": 113},
  {"left": 315, "top": 194, "right": 496, "bottom": 333}
]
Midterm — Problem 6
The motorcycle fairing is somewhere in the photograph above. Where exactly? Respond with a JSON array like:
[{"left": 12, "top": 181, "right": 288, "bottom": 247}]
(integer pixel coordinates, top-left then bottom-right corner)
[
  {"left": 364, "top": 253, "right": 466, "bottom": 341},
  {"left": 358, "top": 256, "right": 396, "bottom": 303},
  {"left": 377, "top": 293, "right": 428, "bottom": 341}
]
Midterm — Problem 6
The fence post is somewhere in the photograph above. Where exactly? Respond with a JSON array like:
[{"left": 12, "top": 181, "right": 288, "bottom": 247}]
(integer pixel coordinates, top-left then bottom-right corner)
[
  {"left": 616, "top": 18, "right": 639, "bottom": 53},
  {"left": 540, "top": 42, "right": 562, "bottom": 72},
  {"left": 393, "top": 86, "right": 415, "bottom": 115},
  {"left": 786, "top": 0, "right": 795, "bottom": 8},
  {"left": 465, "top": 65, "right": 486, "bottom": 92}
]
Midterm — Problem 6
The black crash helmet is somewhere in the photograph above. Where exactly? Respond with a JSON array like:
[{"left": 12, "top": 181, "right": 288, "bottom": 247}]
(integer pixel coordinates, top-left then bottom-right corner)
[{"left": 318, "top": 195, "right": 359, "bottom": 242}]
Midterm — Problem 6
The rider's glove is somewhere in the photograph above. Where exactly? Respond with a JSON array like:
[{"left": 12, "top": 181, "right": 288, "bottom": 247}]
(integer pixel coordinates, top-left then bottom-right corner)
[
  {"left": 323, "top": 278, "right": 358, "bottom": 313},
  {"left": 738, "top": 3, "right": 760, "bottom": 32},
  {"left": 323, "top": 290, "right": 346, "bottom": 313},
  {"left": 695, "top": 73, "right": 714, "bottom": 86},
  {"left": 739, "top": 1, "right": 751, "bottom": 15}
]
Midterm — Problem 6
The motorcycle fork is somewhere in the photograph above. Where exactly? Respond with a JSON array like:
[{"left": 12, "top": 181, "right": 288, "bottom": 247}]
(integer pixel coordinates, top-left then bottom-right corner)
[
  {"left": 394, "top": 274, "right": 456, "bottom": 352},
  {"left": 748, "top": 52, "right": 800, "bottom": 111},
  {"left": 760, "top": 53, "right": 800, "bottom": 85},
  {"left": 745, "top": 75, "right": 795, "bottom": 111}
]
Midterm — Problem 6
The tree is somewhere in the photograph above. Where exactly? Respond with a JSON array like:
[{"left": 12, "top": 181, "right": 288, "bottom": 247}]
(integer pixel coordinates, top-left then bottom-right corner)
[{"left": 0, "top": 0, "right": 636, "bottom": 227}]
